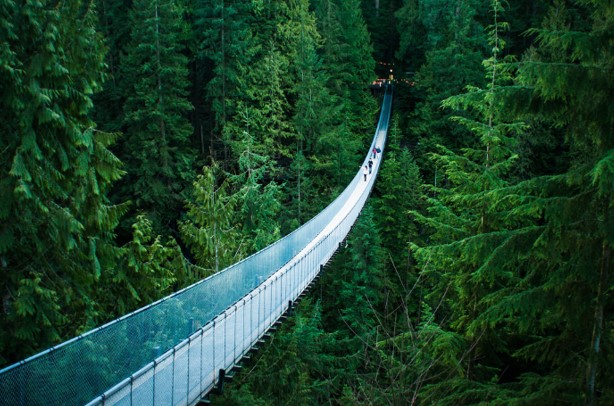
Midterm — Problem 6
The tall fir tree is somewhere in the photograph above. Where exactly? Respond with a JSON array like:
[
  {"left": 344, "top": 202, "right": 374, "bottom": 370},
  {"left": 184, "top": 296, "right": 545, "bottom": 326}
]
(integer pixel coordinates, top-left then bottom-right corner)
[
  {"left": 283, "top": 0, "right": 340, "bottom": 228},
  {"left": 314, "top": 0, "right": 378, "bottom": 135},
  {"left": 195, "top": 0, "right": 254, "bottom": 162},
  {"left": 179, "top": 162, "right": 242, "bottom": 273},
  {"left": 118, "top": 0, "right": 196, "bottom": 234},
  {"left": 473, "top": 0, "right": 613, "bottom": 402},
  {"left": 361, "top": 0, "right": 402, "bottom": 64},
  {"left": 375, "top": 117, "right": 424, "bottom": 271},
  {"left": 407, "top": 0, "right": 532, "bottom": 402},
  {"left": 395, "top": 0, "right": 489, "bottom": 176},
  {"left": 310, "top": 0, "right": 378, "bottom": 194},
  {"left": 92, "top": 0, "right": 132, "bottom": 133},
  {"left": 408, "top": 0, "right": 614, "bottom": 403},
  {"left": 97, "top": 214, "right": 184, "bottom": 320},
  {"left": 0, "top": 0, "right": 127, "bottom": 364},
  {"left": 226, "top": 125, "right": 282, "bottom": 253}
]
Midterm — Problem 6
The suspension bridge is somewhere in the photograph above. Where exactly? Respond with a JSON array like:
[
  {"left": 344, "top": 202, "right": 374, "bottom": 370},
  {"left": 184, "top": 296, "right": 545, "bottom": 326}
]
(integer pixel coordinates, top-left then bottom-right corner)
[{"left": 0, "top": 85, "right": 393, "bottom": 406}]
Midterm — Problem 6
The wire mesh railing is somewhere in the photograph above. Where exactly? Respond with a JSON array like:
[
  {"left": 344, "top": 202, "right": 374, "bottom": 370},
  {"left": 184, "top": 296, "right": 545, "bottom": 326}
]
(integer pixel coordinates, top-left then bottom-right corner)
[{"left": 0, "top": 86, "right": 393, "bottom": 406}]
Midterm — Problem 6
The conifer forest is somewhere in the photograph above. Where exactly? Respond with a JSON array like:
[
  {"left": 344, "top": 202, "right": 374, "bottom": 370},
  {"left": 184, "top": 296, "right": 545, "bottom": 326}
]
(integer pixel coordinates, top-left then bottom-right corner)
[{"left": 1, "top": 0, "right": 613, "bottom": 404}]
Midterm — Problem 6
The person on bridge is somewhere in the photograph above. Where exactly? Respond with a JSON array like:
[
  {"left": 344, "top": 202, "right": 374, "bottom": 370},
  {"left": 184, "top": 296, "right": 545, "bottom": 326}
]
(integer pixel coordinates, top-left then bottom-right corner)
[
  {"left": 363, "top": 165, "right": 368, "bottom": 181},
  {"left": 368, "top": 158, "right": 373, "bottom": 174},
  {"left": 372, "top": 147, "right": 377, "bottom": 159}
]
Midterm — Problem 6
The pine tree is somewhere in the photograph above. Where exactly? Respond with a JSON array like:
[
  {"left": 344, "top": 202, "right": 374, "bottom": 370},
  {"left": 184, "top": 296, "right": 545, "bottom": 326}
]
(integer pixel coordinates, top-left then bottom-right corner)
[
  {"left": 395, "top": 0, "right": 427, "bottom": 71},
  {"left": 315, "top": 205, "right": 393, "bottom": 401},
  {"left": 396, "top": 0, "right": 489, "bottom": 174},
  {"left": 179, "top": 163, "right": 242, "bottom": 273},
  {"left": 213, "top": 298, "right": 335, "bottom": 405},
  {"left": 361, "top": 0, "right": 402, "bottom": 64},
  {"left": 408, "top": 0, "right": 614, "bottom": 402},
  {"left": 118, "top": 0, "right": 196, "bottom": 234},
  {"left": 92, "top": 0, "right": 132, "bottom": 133},
  {"left": 375, "top": 126, "right": 424, "bottom": 269},
  {"left": 226, "top": 125, "right": 282, "bottom": 253},
  {"left": 0, "top": 0, "right": 126, "bottom": 364},
  {"left": 314, "top": 0, "right": 378, "bottom": 135},
  {"left": 195, "top": 0, "right": 254, "bottom": 162},
  {"left": 470, "top": 1, "right": 613, "bottom": 402},
  {"left": 407, "top": 0, "right": 531, "bottom": 401},
  {"left": 308, "top": 0, "right": 378, "bottom": 194},
  {"left": 97, "top": 214, "right": 183, "bottom": 319},
  {"left": 282, "top": 0, "right": 340, "bottom": 228}
]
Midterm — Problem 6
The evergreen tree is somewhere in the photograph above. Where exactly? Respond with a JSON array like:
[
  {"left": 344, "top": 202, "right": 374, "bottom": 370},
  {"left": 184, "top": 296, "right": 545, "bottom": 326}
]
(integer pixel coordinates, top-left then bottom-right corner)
[
  {"left": 92, "top": 0, "right": 132, "bottom": 133},
  {"left": 317, "top": 205, "right": 392, "bottom": 401},
  {"left": 408, "top": 0, "right": 614, "bottom": 402},
  {"left": 310, "top": 0, "right": 378, "bottom": 194},
  {"left": 361, "top": 0, "right": 402, "bottom": 65},
  {"left": 282, "top": 151, "right": 313, "bottom": 233},
  {"left": 314, "top": 0, "right": 378, "bottom": 135},
  {"left": 213, "top": 298, "right": 335, "bottom": 405},
  {"left": 214, "top": 205, "right": 392, "bottom": 404},
  {"left": 395, "top": 0, "right": 427, "bottom": 72},
  {"left": 226, "top": 121, "right": 282, "bottom": 253},
  {"left": 118, "top": 0, "right": 196, "bottom": 234},
  {"left": 375, "top": 119, "right": 424, "bottom": 270},
  {"left": 179, "top": 163, "right": 242, "bottom": 273},
  {"left": 407, "top": 0, "right": 530, "bottom": 402},
  {"left": 283, "top": 0, "right": 340, "bottom": 228},
  {"left": 0, "top": 0, "right": 126, "bottom": 364},
  {"left": 97, "top": 214, "right": 184, "bottom": 319},
  {"left": 397, "top": 0, "right": 489, "bottom": 172},
  {"left": 230, "top": 45, "right": 294, "bottom": 161},
  {"left": 195, "top": 0, "right": 254, "bottom": 162},
  {"left": 473, "top": 1, "right": 613, "bottom": 402}
]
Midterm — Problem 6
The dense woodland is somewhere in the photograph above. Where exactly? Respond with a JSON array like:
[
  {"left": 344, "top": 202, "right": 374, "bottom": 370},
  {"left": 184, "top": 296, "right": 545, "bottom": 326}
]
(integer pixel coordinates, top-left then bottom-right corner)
[{"left": 0, "top": 0, "right": 612, "bottom": 404}]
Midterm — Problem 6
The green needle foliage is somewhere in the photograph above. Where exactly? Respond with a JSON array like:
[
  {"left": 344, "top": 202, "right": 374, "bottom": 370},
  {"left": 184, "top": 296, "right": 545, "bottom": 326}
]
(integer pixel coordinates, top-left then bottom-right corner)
[
  {"left": 92, "top": 0, "right": 132, "bottom": 133},
  {"left": 0, "top": 0, "right": 127, "bottom": 364},
  {"left": 375, "top": 117, "right": 424, "bottom": 269},
  {"left": 118, "top": 0, "right": 196, "bottom": 234},
  {"left": 227, "top": 127, "right": 282, "bottom": 253},
  {"left": 398, "top": 0, "right": 489, "bottom": 177},
  {"left": 195, "top": 0, "right": 254, "bottom": 160},
  {"left": 407, "top": 0, "right": 613, "bottom": 403},
  {"left": 14, "top": 1, "right": 612, "bottom": 404},
  {"left": 101, "top": 214, "right": 183, "bottom": 319},
  {"left": 180, "top": 162, "right": 243, "bottom": 274},
  {"left": 315, "top": 0, "right": 378, "bottom": 135}
]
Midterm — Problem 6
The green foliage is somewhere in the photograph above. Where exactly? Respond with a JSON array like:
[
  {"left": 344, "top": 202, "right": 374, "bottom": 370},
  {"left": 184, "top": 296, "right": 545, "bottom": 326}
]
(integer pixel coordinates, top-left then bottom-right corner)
[
  {"left": 196, "top": 0, "right": 254, "bottom": 135},
  {"left": 404, "top": 0, "right": 614, "bottom": 403},
  {"left": 284, "top": 0, "right": 342, "bottom": 224},
  {"left": 227, "top": 128, "right": 282, "bottom": 253},
  {"left": 179, "top": 163, "right": 243, "bottom": 273},
  {"left": 98, "top": 214, "right": 182, "bottom": 319},
  {"left": 117, "top": 0, "right": 196, "bottom": 234},
  {"left": 213, "top": 298, "right": 335, "bottom": 405},
  {"left": 92, "top": 0, "right": 132, "bottom": 133},
  {"left": 0, "top": 0, "right": 127, "bottom": 364},
  {"left": 281, "top": 0, "right": 379, "bottom": 207},
  {"left": 194, "top": 0, "right": 259, "bottom": 166},
  {"left": 314, "top": 0, "right": 378, "bottom": 135},
  {"left": 396, "top": 0, "right": 490, "bottom": 177},
  {"left": 215, "top": 205, "right": 393, "bottom": 404},
  {"left": 361, "top": 0, "right": 402, "bottom": 64},
  {"left": 14, "top": 2, "right": 606, "bottom": 405},
  {"left": 375, "top": 118, "right": 424, "bottom": 265}
]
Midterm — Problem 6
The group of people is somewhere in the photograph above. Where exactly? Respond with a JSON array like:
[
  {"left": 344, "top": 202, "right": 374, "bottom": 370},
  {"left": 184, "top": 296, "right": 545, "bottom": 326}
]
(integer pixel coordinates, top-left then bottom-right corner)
[{"left": 363, "top": 146, "right": 380, "bottom": 181}]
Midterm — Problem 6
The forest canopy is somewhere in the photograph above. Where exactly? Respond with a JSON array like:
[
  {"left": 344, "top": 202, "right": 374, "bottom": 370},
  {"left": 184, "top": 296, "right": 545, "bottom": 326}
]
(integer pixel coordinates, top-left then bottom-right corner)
[{"left": 0, "top": 0, "right": 612, "bottom": 404}]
